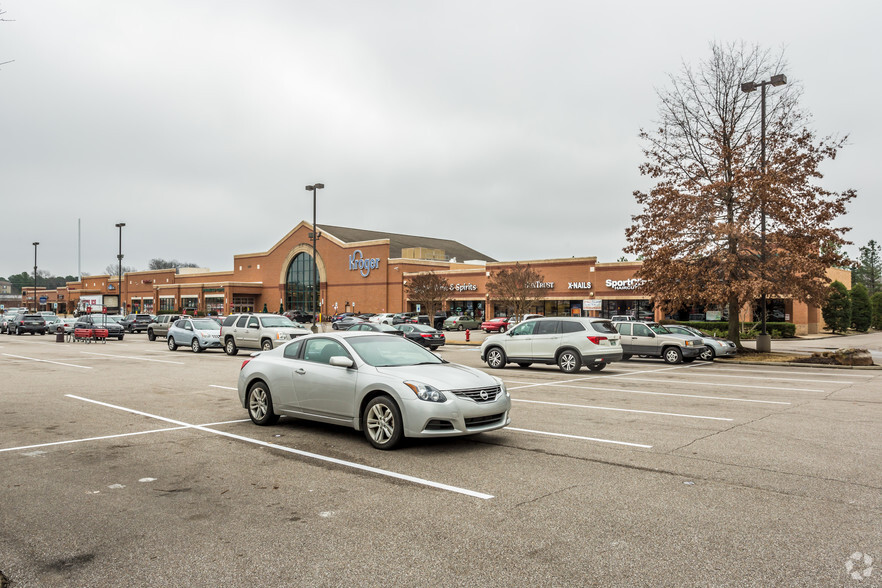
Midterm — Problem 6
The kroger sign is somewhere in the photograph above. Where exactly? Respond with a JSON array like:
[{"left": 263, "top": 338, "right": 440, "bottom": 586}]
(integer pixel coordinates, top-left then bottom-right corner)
[{"left": 348, "top": 250, "right": 381, "bottom": 277}]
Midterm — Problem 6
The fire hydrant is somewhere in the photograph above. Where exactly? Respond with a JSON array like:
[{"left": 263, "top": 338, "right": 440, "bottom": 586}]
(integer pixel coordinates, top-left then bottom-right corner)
[{"left": 465, "top": 329, "right": 470, "bottom": 342}]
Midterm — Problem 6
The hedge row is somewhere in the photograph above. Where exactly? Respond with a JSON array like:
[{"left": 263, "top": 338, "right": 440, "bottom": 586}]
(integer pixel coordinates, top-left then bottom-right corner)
[{"left": 662, "top": 320, "right": 797, "bottom": 338}]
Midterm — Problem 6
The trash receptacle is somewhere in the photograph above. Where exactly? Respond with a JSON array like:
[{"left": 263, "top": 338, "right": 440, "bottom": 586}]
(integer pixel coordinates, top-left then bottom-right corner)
[{"left": 56, "top": 325, "right": 65, "bottom": 342}]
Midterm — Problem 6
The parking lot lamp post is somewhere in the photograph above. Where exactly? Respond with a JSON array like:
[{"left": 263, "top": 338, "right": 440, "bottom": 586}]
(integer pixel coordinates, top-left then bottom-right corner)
[
  {"left": 33, "top": 242, "right": 39, "bottom": 312},
  {"left": 116, "top": 222, "right": 126, "bottom": 315},
  {"left": 740, "top": 73, "right": 786, "bottom": 354},
  {"left": 305, "top": 183, "right": 324, "bottom": 333}
]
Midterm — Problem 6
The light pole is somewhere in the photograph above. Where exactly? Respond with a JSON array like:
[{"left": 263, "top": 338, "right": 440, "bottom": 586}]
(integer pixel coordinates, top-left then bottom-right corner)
[
  {"left": 740, "top": 73, "right": 786, "bottom": 354},
  {"left": 33, "top": 242, "right": 39, "bottom": 312},
  {"left": 115, "top": 222, "right": 126, "bottom": 315},
  {"left": 305, "top": 183, "right": 324, "bottom": 333}
]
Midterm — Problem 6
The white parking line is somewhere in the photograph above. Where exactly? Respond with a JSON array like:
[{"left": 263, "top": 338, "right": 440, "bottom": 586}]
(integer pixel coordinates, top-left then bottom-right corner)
[
  {"left": 507, "top": 427, "right": 653, "bottom": 448},
  {"left": 698, "top": 367, "right": 876, "bottom": 378},
  {"left": 81, "top": 351, "right": 185, "bottom": 365},
  {"left": 502, "top": 380, "right": 790, "bottom": 405},
  {"left": 0, "top": 419, "right": 251, "bottom": 454},
  {"left": 633, "top": 372, "right": 852, "bottom": 385},
  {"left": 512, "top": 398, "right": 733, "bottom": 421},
  {"left": 65, "top": 395, "right": 494, "bottom": 500},
  {"left": 2, "top": 353, "right": 93, "bottom": 369},
  {"left": 210, "top": 385, "right": 237, "bottom": 390},
  {"left": 496, "top": 362, "right": 707, "bottom": 391},
  {"left": 606, "top": 376, "right": 822, "bottom": 393}
]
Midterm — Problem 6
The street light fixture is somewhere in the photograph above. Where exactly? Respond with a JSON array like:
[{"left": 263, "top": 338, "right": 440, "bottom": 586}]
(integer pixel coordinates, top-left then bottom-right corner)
[
  {"left": 305, "top": 183, "right": 324, "bottom": 333},
  {"left": 33, "top": 242, "right": 39, "bottom": 312},
  {"left": 740, "top": 73, "right": 787, "bottom": 353},
  {"left": 115, "top": 222, "right": 126, "bottom": 315}
]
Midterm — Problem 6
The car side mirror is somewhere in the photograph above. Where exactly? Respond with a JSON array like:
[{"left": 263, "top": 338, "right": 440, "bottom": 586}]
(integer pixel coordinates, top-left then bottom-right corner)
[{"left": 329, "top": 356, "right": 354, "bottom": 368}]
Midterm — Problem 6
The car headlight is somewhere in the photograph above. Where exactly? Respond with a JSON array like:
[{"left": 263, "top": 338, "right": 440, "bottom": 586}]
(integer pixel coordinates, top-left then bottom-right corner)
[
  {"left": 404, "top": 381, "right": 447, "bottom": 403},
  {"left": 276, "top": 332, "right": 288, "bottom": 340}
]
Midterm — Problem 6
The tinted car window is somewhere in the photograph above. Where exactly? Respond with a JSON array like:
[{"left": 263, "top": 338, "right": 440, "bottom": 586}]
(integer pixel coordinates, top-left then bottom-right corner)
[
  {"left": 303, "top": 339, "right": 350, "bottom": 364},
  {"left": 633, "top": 323, "right": 652, "bottom": 337},
  {"left": 283, "top": 339, "right": 303, "bottom": 359},
  {"left": 589, "top": 320, "right": 616, "bottom": 334},
  {"left": 236, "top": 316, "right": 249, "bottom": 327},
  {"left": 560, "top": 321, "right": 587, "bottom": 334},
  {"left": 617, "top": 323, "right": 632, "bottom": 335},
  {"left": 223, "top": 316, "right": 237, "bottom": 327},
  {"left": 534, "top": 320, "right": 559, "bottom": 335}
]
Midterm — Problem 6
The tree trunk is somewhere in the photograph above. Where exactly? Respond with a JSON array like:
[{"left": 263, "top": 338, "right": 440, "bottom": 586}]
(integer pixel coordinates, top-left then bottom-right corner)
[{"left": 728, "top": 293, "right": 742, "bottom": 350}]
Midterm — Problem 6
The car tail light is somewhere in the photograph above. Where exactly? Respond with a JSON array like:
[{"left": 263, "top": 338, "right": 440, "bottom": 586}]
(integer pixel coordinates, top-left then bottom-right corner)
[
  {"left": 421, "top": 333, "right": 431, "bottom": 338},
  {"left": 240, "top": 359, "right": 251, "bottom": 370},
  {"left": 587, "top": 336, "right": 608, "bottom": 345}
]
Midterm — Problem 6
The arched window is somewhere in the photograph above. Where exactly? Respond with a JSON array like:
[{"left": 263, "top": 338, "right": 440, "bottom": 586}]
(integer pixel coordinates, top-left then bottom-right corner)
[{"left": 285, "top": 252, "right": 318, "bottom": 313}]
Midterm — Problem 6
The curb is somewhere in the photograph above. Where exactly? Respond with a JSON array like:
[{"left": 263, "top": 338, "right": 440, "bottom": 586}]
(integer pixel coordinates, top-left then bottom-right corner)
[{"left": 714, "top": 359, "right": 881, "bottom": 370}]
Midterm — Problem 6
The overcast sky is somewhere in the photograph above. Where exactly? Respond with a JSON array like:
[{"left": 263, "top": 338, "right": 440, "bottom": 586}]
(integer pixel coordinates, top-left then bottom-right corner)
[{"left": 1, "top": 1, "right": 879, "bottom": 279}]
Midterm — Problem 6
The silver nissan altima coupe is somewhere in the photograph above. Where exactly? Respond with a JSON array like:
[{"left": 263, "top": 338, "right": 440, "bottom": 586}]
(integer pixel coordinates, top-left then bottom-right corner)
[{"left": 237, "top": 331, "right": 511, "bottom": 449}]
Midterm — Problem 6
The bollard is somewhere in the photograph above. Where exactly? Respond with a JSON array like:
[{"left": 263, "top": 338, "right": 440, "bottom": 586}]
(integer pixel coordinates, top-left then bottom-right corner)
[
  {"left": 465, "top": 329, "right": 470, "bottom": 342},
  {"left": 56, "top": 325, "right": 64, "bottom": 343}
]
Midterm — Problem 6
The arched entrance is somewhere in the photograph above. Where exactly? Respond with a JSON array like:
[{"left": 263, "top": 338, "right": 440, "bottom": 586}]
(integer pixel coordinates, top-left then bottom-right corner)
[{"left": 285, "top": 251, "right": 320, "bottom": 314}]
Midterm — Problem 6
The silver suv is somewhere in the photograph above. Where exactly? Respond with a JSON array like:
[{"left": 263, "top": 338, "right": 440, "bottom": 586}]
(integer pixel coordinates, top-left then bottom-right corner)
[
  {"left": 221, "top": 313, "right": 310, "bottom": 355},
  {"left": 612, "top": 321, "right": 704, "bottom": 364},
  {"left": 480, "top": 317, "right": 623, "bottom": 373}
]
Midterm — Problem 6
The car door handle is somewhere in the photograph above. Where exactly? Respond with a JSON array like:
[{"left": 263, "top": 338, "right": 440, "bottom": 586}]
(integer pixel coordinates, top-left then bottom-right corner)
[{"left": 294, "top": 368, "right": 306, "bottom": 375}]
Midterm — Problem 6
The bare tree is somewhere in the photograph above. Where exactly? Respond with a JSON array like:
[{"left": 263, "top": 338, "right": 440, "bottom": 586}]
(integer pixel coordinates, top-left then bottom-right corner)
[
  {"left": 486, "top": 263, "right": 546, "bottom": 320},
  {"left": 626, "top": 42, "right": 855, "bottom": 347},
  {"left": 405, "top": 272, "right": 450, "bottom": 321},
  {"left": 105, "top": 263, "right": 136, "bottom": 276},
  {"left": 148, "top": 258, "right": 200, "bottom": 270}
]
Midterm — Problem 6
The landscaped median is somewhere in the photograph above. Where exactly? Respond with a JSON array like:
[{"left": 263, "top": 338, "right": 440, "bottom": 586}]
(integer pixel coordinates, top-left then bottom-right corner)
[{"left": 721, "top": 348, "right": 879, "bottom": 369}]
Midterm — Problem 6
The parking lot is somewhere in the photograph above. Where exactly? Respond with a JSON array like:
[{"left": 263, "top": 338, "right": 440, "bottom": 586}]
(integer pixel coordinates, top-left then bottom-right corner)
[{"left": 2, "top": 333, "right": 880, "bottom": 586}]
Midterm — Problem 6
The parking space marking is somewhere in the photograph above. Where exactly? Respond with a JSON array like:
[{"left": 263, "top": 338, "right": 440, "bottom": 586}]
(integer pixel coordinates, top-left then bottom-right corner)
[
  {"left": 210, "top": 385, "right": 237, "bottom": 390},
  {"left": 495, "top": 362, "right": 706, "bottom": 391},
  {"left": 507, "top": 427, "right": 653, "bottom": 448},
  {"left": 65, "top": 395, "right": 495, "bottom": 500},
  {"left": 81, "top": 351, "right": 185, "bottom": 365},
  {"left": 2, "top": 353, "right": 93, "bottom": 369},
  {"left": 0, "top": 419, "right": 250, "bottom": 454},
  {"left": 635, "top": 372, "right": 852, "bottom": 385},
  {"left": 502, "top": 380, "right": 790, "bottom": 405},
  {"left": 512, "top": 398, "right": 733, "bottom": 421},
  {"left": 606, "top": 376, "right": 823, "bottom": 393},
  {"left": 697, "top": 367, "right": 876, "bottom": 378}
]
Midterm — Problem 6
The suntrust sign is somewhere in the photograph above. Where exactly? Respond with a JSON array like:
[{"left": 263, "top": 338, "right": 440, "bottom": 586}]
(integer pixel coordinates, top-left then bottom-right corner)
[
  {"left": 348, "top": 250, "right": 381, "bottom": 278},
  {"left": 605, "top": 278, "right": 646, "bottom": 290}
]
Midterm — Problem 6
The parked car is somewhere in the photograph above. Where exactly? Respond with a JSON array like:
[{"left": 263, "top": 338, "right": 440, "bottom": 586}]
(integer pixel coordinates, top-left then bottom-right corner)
[
  {"left": 147, "top": 315, "right": 182, "bottom": 341},
  {"left": 392, "top": 312, "right": 417, "bottom": 325},
  {"left": 8, "top": 313, "right": 47, "bottom": 335},
  {"left": 44, "top": 316, "right": 65, "bottom": 334},
  {"left": 404, "top": 315, "right": 430, "bottom": 325},
  {"left": 331, "top": 316, "right": 366, "bottom": 330},
  {"left": 442, "top": 315, "right": 482, "bottom": 331},
  {"left": 0, "top": 314, "right": 16, "bottom": 334},
  {"left": 612, "top": 320, "right": 704, "bottom": 364},
  {"left": 73, "top": 314, "right": 125, "bottom": 340},
  {"left": 167, "top": 317, "right": 223, "bottom": 353},
  {"left": 283, "top": 309, "right": 314, "bottom": 323},
  {"left": 393, "top": 323, "right": 446, "bottom": 350},
  {"left": 345, "top": 322, "right": 405, "bottom": 336},
  {"left": 221, "top": 313, "right": 310, "bottom": 354},
  {"left": 331, "top": 312, "right": 358, "bottom": 322},
  {"left": 481, "top": 317, "right": 514, "bottom": 333},
  {"left": 119, "top": 313, "right": 154, "bottom": 333},
  {"left": 481, "top": 317, "right": 622, "bottom": 373},
  {"left": 237, "top": 331, "right": 511, "bottom": 449},
  {"left": 369, "top": 313, "right": 396, "bottom": 325},
  {"left": 610, "top": 315, "right": 637, "bottom": 322},
  {"left": 663, "top": 324, "right": 735, "bottom": 361}
]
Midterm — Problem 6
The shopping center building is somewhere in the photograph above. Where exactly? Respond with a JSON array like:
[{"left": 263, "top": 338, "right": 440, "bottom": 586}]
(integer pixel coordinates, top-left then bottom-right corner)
[{"left": 27, "top": 221, "right": 848, "bottom": 335}]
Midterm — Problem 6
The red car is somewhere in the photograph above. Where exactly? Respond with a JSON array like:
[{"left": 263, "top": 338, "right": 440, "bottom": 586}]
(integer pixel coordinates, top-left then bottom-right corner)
[{"left": 481, "top": 317, "right": 514, "bottom": 333}]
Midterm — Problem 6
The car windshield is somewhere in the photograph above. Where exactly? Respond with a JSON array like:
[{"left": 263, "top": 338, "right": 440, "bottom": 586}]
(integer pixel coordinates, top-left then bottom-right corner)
[
  {"left": 261, "top": 316, "right": 297, "bottom": 328},
  {"left": 648, "top": 323, "right": 671, "bottom": 334},
  {"left": 192, "top": 319, "right": 219, "bottom": 330},
  {"left": 348, "top": 335, "right": 443, "bottom": 367}
]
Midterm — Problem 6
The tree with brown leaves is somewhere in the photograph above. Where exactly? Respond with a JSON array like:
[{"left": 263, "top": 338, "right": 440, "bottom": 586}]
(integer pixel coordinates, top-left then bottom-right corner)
[
  {"left": 486, "top": 263, "right": 546, "bottom": 321},
  {"left": 405, "top": 272, "right": 449, "bottom": 322},
  {"left": 626, "top": 42, "right": 855, "bottom": 347}
]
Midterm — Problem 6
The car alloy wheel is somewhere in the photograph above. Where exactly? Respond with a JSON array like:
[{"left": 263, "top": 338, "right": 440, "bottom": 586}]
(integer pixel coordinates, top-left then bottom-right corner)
[
  {"left": 168, "top": 337, "right": 177, "bottom": 351},
  {"left": 261, "top": 339, "right": 273, "bottom": 351},
  {"left": 700, "top": 347, "right": 716, "bottom": 361},
  {"left": 191, "top": 338, "right": 203, "bottom": 353},
  {"left": 486, "top": 347, "right": 506, "bottom": 369},
  {"left": 557, "top": 350, "right": 581, "bottom": 373},
  {"left": 499, "top": 326, "right": 507, "bottom": 333},
  {"left": 458, "top": 324, "right": 464, "bottom": 331},
  {"left": 363, "top": 396, "right": 402, "bottom": 450},
  {"left": 664, "top": 347, "right": 683, "bottom": 364},
  {"left": 224, "top": 338, "right": 238, "bottom": 356},
  {"left": 247, "top": 383, "right": 279, "bottom": 426}
]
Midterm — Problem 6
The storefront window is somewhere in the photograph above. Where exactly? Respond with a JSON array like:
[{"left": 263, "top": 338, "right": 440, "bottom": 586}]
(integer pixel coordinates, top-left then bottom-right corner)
[
  {"left": 182, "top": 297, "right": 198, "bottom": 312},
  {"left": 285, "top": 252, "right": 319, "bottom": 314},
  {"left": 447, "top": 300, "right": 484, "bottom": 319},
  {"left": 159, "top": 298, "right": 176, "bottom": 312},
  {"left": 753, "top": 298, "right": 789, "bottom": 322},
  {"left": 601, "top": 299, "right": 654, "bottom": 320},
  {"left": 232, "top": 296, "right": 255, "bottom": 314},
  {"left": 205, "top": 296, "right": 224, "bottom": 315}
]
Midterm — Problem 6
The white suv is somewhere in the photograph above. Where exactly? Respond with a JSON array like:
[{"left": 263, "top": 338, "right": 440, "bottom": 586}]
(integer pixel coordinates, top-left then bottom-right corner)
[
  {"left": 480, "top": 317, "right": 623, "bottom": 373},
  {"left": 221, "top": 313, "right": 310, "bottom": 354}
]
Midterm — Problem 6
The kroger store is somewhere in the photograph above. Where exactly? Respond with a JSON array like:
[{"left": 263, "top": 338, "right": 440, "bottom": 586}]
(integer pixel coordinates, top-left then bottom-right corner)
[{"left": 31, "top": 222, "right": 846, "bottom": 335}]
